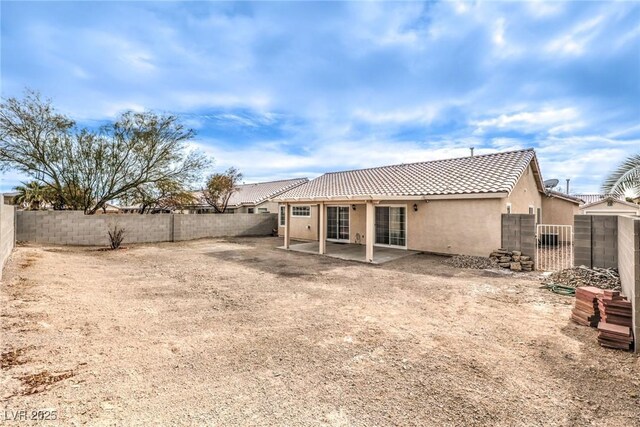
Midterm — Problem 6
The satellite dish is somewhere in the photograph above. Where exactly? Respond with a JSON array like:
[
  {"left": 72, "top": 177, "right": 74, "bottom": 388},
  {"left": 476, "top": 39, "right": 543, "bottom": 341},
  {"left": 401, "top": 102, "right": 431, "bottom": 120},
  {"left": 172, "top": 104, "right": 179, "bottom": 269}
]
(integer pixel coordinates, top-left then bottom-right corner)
[{"left": 544, "top": 179, "right": 559, "bottom": 189}]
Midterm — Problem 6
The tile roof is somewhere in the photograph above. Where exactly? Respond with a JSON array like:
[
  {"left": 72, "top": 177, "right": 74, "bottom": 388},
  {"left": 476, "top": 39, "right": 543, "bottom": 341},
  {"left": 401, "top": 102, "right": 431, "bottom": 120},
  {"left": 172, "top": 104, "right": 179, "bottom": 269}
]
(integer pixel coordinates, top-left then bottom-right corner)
[
  {"left": 228, "top": 178, "right": 309, "bottom": 206},
  {"left": 545, "top": 190, "right": 584, "bottom": 204},
  {"left": 276, "top": 149, "right": 542, "bottom": 201},
  {"left": 580, "top": 196, "right": 640, "bottom": 210},
  {"left": 572, "top": 193, "right": 625, "bottom": 205},
  {"left": 194, "top": 178, "right": 309, "bottom": 207}
]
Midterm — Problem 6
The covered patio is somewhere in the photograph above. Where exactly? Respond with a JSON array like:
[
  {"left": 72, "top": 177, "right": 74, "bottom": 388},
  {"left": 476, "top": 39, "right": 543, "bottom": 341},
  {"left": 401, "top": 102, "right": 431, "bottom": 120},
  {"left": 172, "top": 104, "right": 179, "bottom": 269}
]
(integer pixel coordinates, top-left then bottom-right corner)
[
  {"left": 281, "top": 200, "right": 410, "bottom": 264},
  {"left": 281, "top": 240, "right": 419, "bottom": 264}
]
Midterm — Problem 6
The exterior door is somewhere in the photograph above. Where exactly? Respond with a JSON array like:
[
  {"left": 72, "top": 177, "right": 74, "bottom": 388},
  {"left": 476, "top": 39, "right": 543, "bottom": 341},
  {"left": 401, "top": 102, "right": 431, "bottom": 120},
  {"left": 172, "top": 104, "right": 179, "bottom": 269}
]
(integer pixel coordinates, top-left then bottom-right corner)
[
  {"left": 326, "top": 206, "right": 349, "bottom": 241},
  {"left": 375, "top": 206, "right": 406, "bottom": 247}
]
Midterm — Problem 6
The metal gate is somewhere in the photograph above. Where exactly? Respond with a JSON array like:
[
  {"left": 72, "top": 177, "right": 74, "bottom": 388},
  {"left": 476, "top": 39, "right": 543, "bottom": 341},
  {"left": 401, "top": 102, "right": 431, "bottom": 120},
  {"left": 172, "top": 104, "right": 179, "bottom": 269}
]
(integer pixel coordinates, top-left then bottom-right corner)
[{"left": 536, "top": 224, "right": 574, "bottom": 271}]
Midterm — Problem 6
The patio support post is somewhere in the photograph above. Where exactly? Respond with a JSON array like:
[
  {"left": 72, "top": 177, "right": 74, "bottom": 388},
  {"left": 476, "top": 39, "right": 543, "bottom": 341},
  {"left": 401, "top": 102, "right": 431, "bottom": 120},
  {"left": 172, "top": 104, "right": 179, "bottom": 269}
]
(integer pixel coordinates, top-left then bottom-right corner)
[
  {"left": 284, "top": 203, "right": 291, "bottom": 249},
  {"left": 318, "top": 202, "right": 326, "bottom": 254},
  {"left": 365, "top": 201, "right": 375, "bottom": 263}
]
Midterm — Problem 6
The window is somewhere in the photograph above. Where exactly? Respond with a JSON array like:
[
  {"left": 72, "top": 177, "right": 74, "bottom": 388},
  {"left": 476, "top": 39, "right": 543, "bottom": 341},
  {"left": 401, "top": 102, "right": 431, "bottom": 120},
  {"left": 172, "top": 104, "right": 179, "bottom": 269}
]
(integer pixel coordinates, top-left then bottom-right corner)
[
  {"left": 506, "top": 203, "right": 512, "bottom": 214},
  {"left": 248, "top": 208, "right": 254, "bottom": 214},
  {"left": 528, "top": 205, "right": 534, "bottom": 215},
  {"left": 258, "top": 208, "right": 268, "bottom": 213},
  {"left": 292, "top": 206, "right": 311, "bottom": 217},
  {"left": 536, "top": 207, "right": 541, "bottom": 224},
  {"left": 279, "top": 206, "right": 286, "bottom": 226}
]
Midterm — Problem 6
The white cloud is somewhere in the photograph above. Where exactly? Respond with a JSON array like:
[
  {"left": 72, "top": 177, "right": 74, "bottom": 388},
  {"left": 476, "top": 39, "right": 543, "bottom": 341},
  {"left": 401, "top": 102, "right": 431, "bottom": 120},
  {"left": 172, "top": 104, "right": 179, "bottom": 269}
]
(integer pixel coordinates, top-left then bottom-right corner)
[
  {"left": 546, "top": 15, "right": 605, "bottom": 55},
  {"left": 526, "top": 1, "right": 565, "bottom": 18},
  {"left": 614, "top": 23, "right": 640, "bottom": 49},
  {"left": 353, "top": 105, "right": 441, "bottom": 124},
  {"left": 472, "top": 108, "right": 580, "bottom": 133},
  {"left": 493, "top": 18, "right": 505, "bottom": 46}
]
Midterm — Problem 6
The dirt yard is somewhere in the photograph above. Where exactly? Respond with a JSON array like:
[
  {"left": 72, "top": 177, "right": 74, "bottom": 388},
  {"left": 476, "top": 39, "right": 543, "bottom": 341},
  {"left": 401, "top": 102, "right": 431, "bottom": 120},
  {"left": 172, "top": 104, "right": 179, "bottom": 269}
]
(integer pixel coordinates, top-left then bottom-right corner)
[{"left": 1, "top": 237, "right": 638, "bottom": 426}]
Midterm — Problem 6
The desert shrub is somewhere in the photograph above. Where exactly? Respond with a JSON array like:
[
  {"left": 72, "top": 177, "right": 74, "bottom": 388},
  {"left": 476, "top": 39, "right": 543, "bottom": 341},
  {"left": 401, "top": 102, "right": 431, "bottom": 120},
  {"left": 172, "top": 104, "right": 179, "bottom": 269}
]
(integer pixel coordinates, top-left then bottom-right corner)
[{"left": 107, "top": 223, "right": 125, "bottom": 250}]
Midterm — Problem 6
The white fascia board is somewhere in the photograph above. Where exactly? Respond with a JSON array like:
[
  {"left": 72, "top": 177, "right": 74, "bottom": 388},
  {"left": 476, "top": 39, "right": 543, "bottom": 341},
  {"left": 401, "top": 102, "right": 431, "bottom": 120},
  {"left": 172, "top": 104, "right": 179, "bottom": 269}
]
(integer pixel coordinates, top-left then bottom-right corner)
[{"left": 274, "top": 192, "right": 507, "bottom": 203}]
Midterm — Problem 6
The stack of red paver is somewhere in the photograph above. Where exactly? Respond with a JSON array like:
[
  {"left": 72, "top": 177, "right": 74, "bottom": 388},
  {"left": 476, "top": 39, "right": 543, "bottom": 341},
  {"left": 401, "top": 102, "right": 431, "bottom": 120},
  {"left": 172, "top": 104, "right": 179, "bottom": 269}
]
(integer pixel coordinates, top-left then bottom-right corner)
[
  {"left": 597, "top": 322, "right": 634, "bottom": 350},
  {"left": 596, "top": 290, "right": 634, "bottom": 350},
  {"left": 597, "top": 290, "right": 633, "bottom": 327},
  {"left": 571, "top": 286, "right": 603, "bottom": 327}
]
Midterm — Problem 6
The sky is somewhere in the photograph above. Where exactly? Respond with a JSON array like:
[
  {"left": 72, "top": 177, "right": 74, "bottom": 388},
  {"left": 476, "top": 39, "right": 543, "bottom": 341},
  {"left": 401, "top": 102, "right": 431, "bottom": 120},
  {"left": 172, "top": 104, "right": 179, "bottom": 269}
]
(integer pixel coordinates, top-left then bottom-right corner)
[{"left": 1, "top": 0, "right": 639, "bottom": 194}]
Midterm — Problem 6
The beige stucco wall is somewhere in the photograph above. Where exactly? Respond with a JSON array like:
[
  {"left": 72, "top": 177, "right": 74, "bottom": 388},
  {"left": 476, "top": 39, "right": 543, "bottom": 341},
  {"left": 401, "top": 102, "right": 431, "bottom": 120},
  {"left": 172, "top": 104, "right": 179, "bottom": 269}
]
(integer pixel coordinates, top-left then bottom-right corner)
[
  {"left": 278, "top": 204, "right": 319, "bottom": 241},
  {"left": 541, "top": 196, "right": 580, "bottom": 225},
  {"left": 408, "top": 198, "right": 503, "bottom": 256},
  {"left": 580, "top": 200, "right": 640, "bottom": 216},
  {"left": 505, "top": 165, "right": 543, "bottom": 221}
]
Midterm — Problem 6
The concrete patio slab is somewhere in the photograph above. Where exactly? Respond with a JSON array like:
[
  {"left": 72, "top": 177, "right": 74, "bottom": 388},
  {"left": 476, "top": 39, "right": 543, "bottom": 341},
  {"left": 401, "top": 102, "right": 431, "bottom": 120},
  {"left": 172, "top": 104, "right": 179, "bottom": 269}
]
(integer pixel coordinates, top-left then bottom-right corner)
[{"left": 279, "top": 241, "right": 420, "bottom": 264}]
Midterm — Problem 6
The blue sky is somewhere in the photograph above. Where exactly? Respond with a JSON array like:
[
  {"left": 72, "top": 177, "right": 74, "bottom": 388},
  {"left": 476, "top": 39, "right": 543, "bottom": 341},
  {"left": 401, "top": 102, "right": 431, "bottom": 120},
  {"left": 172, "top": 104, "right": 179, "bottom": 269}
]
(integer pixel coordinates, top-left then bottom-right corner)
[{"left": 1, "top": 1, "right": 639, "bottom": 194}]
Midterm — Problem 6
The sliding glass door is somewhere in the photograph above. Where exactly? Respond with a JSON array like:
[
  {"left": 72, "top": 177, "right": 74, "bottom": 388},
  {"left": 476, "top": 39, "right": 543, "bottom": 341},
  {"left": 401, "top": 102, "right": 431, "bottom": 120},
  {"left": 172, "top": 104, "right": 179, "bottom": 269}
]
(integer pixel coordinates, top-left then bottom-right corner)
[
  {"left": 375, "top": 206, "right": 406, "bottom": 247},
  {"left": 326, "top": 206, "right": 350, "bottom": 241}
]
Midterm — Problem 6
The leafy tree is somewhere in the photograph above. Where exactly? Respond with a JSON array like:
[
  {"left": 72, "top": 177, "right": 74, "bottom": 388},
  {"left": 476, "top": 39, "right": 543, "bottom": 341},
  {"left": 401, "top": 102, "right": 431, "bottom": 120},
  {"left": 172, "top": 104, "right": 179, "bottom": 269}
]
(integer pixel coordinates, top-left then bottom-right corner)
[
  {"left": 13, "top": 181, "right": 54, "bottom": 210},
  {"left": 0, "top": 90, "right": 210, "bottom": 214},
  {"left": 602, "top": 154, "right": 640, "bottom": 198},
  {"left": 201, "top": 167, "right": 243, "bottom": 213}
]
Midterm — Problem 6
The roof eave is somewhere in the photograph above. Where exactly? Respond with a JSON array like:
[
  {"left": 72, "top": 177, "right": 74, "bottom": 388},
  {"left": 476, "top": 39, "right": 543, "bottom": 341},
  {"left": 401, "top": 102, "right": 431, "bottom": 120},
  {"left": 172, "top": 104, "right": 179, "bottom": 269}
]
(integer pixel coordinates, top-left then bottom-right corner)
[{"left": 274, "top": 192, "right": 509, "bottom": 203}]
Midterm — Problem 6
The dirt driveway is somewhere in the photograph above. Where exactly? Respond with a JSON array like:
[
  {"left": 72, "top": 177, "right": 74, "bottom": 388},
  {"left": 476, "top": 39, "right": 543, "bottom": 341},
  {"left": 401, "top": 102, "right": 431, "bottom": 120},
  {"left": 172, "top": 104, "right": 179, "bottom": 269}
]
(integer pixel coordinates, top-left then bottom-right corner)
[{"left": 1, "top": 237, "right": 638, "bottom": 426}]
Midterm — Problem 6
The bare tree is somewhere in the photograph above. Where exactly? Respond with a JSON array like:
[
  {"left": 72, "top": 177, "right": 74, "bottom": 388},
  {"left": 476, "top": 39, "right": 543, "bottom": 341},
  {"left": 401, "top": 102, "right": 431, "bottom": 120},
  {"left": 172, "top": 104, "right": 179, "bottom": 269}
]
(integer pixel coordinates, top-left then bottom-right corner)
[
  {"left": 0, "top": 90, "right": 210, "bottom": 214},
  {"left": 202, "top": 167, "right": 243, "bottom": 213}
]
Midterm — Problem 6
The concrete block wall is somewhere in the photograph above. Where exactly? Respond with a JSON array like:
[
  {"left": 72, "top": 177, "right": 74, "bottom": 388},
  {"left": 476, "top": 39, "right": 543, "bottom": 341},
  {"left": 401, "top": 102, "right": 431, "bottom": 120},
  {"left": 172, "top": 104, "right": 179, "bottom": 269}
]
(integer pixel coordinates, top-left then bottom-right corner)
[
  {"left": 501, "top": 214, "right": 536, "bottom": 258},
  {"left": 618, "top": 216, "right": 640, "bottom": 352},
  {"left": 0, "top": 195, "right": 16, "bottom": 279},
  {"left": 16, "top": 211, "right": 277, "bottom": 246},
  {"left": 574, "top": 215, "right": 592, "bottom": 267},
  {"left": 573, "top": 215, "right": 618, "bottom": 269},
  {"left": 17, "top": 211, "right": 172, "bottom": 245},
  {"left": 173, "top": 213, "right": 277, "bottom": 241}
]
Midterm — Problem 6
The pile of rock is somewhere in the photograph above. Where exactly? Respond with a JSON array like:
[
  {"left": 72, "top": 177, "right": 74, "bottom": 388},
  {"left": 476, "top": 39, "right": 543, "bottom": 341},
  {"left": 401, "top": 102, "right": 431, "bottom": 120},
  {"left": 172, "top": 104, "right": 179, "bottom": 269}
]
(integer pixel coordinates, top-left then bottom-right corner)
[
  {"left": 543, "top": 266, "right": 620, "bottom": 291},
  {"left": 489, "top": 249, "right": 534, "bottom": 272}
]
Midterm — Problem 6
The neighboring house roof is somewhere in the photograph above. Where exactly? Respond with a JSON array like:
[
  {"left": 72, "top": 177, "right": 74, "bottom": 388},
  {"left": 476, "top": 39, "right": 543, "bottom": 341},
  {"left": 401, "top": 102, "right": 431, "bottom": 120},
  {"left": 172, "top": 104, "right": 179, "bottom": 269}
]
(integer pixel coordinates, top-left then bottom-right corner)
[
  {"left": 276, "top": 149, "right": 544, "bottom": 201},
  {"left": 572, "top": 193, "right": 624, "bottom": 205},
  {"left": 545, "top": 190, "right": 583, "bottom": 205},
  {"left": 193, "top": 178, "right": 309, "bottom": 208},
  {"left": 228, "top": 178, "right": 309, "bottom": 207},
  {"left": 580, "top": 196, "right": 640, "bottom": 211}
]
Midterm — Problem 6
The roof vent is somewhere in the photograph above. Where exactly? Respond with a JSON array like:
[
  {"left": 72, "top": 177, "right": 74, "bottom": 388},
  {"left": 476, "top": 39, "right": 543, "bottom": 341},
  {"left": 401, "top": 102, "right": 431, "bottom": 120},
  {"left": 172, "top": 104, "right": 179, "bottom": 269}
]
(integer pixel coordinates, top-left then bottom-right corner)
[{"left": 470, "top": 147, "right": 474, "bottom": 157}]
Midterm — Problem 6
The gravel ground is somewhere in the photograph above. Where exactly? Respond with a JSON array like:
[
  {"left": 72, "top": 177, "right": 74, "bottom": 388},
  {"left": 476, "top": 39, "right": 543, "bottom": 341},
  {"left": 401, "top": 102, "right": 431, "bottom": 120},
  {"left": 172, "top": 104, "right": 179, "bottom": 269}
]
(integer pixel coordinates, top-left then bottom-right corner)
[
  {"left": 443, "top": 255, "right": 497, "bottom": 269},
  {"left": 1, "top": 237, "right": 638, "bottom": 426}
]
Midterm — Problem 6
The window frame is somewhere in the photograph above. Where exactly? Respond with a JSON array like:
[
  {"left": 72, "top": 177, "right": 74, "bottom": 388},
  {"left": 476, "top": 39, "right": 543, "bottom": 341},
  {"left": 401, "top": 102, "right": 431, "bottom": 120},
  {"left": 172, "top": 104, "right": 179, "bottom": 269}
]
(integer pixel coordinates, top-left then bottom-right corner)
[
  {"left": 279, "top": 206, "right": 286, "bottom": 226},
  {"left": 291, "top": 205, "right": 311, "bottom": 217}
]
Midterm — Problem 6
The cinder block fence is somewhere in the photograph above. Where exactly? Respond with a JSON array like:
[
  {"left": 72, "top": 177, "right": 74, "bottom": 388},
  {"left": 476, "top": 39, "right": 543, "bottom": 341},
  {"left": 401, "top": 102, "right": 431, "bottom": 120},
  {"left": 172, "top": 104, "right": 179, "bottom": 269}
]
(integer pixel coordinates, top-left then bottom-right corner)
[{"left": 16, "top": 211, "right": 277, "bottom": 246}]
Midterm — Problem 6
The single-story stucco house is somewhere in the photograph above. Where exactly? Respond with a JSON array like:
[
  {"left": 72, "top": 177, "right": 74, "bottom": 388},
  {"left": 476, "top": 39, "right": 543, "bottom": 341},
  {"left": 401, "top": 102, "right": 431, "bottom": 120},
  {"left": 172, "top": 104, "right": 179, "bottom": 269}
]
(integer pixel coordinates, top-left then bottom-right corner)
[
  {"left": 579, "top": 197, "right": 640, "bottom": 216},
  {"left": 188, "top": 178, "right": 309, "bottom": 214},
  {"left": 541, "top": 190, "right": 582, "bottom": 225},
  {"left": 274, "top": 148, "right": 574, "bottom": 261}
]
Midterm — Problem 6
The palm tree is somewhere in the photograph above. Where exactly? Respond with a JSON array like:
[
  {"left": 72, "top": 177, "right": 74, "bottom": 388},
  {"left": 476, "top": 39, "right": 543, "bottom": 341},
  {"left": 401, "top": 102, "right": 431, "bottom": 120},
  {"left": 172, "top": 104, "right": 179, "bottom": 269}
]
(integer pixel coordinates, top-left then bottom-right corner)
[
  {"left": 13, "top": 181, "right": 51, "bottom": 210},
  {"left": 602, "top": 154, "right": 640, "bottom": 198}
]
